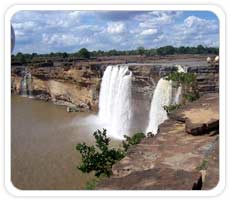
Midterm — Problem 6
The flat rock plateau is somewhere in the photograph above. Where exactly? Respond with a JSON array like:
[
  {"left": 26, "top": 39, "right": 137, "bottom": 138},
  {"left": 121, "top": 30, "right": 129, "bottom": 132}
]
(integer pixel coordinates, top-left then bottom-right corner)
[{"left": 97, "top": 93, "right": 219, "bottom": 190}]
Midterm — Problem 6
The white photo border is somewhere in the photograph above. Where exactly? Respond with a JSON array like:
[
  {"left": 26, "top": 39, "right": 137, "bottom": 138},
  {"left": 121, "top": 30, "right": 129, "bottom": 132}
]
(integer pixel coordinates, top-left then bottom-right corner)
[{"left": 4, "top": 4, "right": 226, "bottom": 197}]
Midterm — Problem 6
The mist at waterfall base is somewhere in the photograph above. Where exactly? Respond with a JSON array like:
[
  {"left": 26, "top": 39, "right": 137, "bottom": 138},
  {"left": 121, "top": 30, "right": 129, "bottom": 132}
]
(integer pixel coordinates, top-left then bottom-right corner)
[
  {"left": 20, "top": 64, "right": 184, "bottom": 140},
  {"left": 70, "top": 65, "right": 134, "bottom": 140},
  {"left": 72, "top": 64, "right": 184, "bottom": 139}
]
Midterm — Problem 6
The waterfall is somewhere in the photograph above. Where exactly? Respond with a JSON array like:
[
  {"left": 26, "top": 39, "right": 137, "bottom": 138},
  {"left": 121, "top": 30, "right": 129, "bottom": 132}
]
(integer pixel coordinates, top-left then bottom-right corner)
[
  {"left": 146, "top": 65, "right": 187, "bottom": 135},
  {"left": 99, "top": 65, "right": 133, "bottom": 139},
  {"left": 173, "top": 65, "right": 186, "bottom": 104},
  {"left": 173, "top": 86, "right": 182, "bottom": 104},
  {"left": 20, "top": 72, "right": 33, "bottom": 97},
  {"left": 145, "top": 78, "right": 172, "bottom": 135}
]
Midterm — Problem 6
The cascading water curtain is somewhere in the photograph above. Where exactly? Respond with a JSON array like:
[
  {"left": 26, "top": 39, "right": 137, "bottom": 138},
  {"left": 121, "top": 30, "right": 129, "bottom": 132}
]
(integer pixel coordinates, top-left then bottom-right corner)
[
  {"left": 146, "top": 65, "right": 186, "bottom": 135},
  {"left": 99, "top": 65, "right": 133, "bottom": 139},
  {"left": 146, "top": 78, "right": 173, "bottom": 135}
]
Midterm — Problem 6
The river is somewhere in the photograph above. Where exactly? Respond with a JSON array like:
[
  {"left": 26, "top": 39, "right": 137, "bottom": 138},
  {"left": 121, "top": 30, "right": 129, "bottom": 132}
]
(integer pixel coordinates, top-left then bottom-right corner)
[{"left": 11, "top": 96, "right": 118, "bottom": 190}]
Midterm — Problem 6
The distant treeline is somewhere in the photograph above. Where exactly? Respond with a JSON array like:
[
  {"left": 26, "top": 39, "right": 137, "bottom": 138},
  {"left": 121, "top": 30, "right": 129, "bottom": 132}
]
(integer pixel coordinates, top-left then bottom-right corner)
[{"left": 12, "top": 45, "right": 219, "bottom": 64}]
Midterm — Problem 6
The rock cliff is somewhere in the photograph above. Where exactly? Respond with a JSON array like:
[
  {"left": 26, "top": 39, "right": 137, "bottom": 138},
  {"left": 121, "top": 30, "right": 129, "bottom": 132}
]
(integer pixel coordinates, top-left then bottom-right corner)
[
  {"left": 11, "top": 59, "right": 219, "bottom": 112},
  {"left": 11, "top": 65, "right": 102, "bottom": 111},
  {"left": 97, "top": 93, "right": 219, "bottom": 190}
]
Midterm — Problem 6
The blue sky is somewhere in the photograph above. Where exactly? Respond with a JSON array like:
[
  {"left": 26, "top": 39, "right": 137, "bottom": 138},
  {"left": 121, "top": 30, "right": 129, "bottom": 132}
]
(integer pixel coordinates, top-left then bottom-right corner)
[{"left": 11, "top": 11, "right": 219, "bottom": 54}]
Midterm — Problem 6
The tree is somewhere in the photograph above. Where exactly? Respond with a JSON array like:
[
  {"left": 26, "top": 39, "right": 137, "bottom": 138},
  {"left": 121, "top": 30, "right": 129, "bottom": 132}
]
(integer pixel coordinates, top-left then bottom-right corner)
[
  {"left": 78, "top": 48, "right": 90, "bottom": 59},
  {"left": 157, "top": 45, "right": 175, "bottom": 55},
  {"left": 15, "top": 52, "right": 26, "bottom": 64},
  {"left": 76, "top": 129, "right": 146, "bottom": 177},
  {"left": 137, "top": 46, "right": 145, "bottom": 55},
  {"left": 76, "top": 129, "right": 124, "bottom": 177},
  {"left": 164, "top": 71, "right": 199, "bottom": 102},
  {"left": 62, "top": 52, "right": 68, "bottom": 58},
  {"left": 197, "top": 45, "right": 205, "bottom": 54}
]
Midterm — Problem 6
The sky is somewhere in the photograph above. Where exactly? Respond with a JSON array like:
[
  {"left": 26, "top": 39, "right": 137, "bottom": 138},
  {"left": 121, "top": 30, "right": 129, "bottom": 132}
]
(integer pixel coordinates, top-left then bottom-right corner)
[{"left": 11, "top": 11, "right": 219, "bottom": 54}]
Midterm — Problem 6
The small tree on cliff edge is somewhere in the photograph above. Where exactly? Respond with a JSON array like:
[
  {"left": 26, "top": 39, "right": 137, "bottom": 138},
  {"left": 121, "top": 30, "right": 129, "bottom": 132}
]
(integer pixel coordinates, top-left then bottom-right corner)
[
  {"left": 78, "top": 48, "right": 91, "bottom": 59},
  {"left": 76, "top": 129, "right": 145, "bottom": 177}
]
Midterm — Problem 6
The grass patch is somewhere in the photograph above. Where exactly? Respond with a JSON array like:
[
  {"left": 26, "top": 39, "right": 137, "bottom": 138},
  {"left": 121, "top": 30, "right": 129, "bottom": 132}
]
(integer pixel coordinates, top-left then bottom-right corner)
[
  {"left": 85, "top": 177, "right": 103, "bottom": 190},
  {"left": 163, "top": 104, "right": 181, "bottom": 114},
  {"left": 196, "top": 159, "right": 209, "bottom": 171}
]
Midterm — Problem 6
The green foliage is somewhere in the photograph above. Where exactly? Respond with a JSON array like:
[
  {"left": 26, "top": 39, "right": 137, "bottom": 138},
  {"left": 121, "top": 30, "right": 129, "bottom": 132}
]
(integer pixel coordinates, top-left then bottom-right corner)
[
  {"left": 11, "top": 45, "right": 219, "bottom": 65},
  {"left": 183, "top": 92, "right": 200, "bottom": 102},
  {"left": 76, "top": 130, "right": 146, "bottom": 178},
  {"left": 165, "top": 71, "right": 199, "bottom": 102},
  {"left": 77, "top": 48, "right": 91, "bottom": 59},
  {"left": 137, "top": 46, "right": 145, "bottom": 55},
  {"left": 156, "top": 45, "right": 175, "bottom": 56},
  {"left": 163, "top": 104, "right": 181, "bottom": 114},
  {"left": 122, "top": 132, "right": 145, "bottom": 152},
  {"left": 196, "top": 159, "right": 209, "bottom": 171},
  {"left": 76, "top": 129, "right": 125, "bottom": 177},
  {"left": 164, "top": 71, "right": 196, "bottom": 86},
  {"left": 62, "top": 52, "right": 68, "bottom": 58},
  {"left": 85, "top": 178, "right": 101, "bottom": 190},
  {"left": 12, "top": 52, "right": 26, "bottom": 64}
]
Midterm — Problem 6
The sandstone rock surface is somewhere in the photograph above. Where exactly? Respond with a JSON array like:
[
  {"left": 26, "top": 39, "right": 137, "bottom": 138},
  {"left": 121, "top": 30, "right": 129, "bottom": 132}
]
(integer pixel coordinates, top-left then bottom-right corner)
[
  {"left": 11, "top": 57, "right": 219, "bottom": 113},
  {"left": 97, "top": 93, "right": 219, "bottom": 190}
]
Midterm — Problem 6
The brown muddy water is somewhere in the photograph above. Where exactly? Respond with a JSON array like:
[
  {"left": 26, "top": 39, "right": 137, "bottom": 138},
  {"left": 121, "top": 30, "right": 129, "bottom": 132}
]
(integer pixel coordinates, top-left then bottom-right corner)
[{"left": 11, "top": 96, "right": 121, "bottom": 190}]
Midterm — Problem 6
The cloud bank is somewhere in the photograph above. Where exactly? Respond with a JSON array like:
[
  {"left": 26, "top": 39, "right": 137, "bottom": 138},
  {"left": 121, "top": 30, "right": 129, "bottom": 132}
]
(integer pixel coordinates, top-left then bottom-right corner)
[{"left": 11, "top": 11, "right": 219, "bottom": 53}]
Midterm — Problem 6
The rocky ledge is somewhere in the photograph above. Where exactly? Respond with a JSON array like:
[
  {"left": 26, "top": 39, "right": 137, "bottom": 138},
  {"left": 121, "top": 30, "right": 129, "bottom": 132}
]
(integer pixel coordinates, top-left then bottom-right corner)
[
  {"left": 11, "top": 60, "right": 219, "bottom": 112},
  {"left": 97, "top": 93, "right": 219, "bottom": 190},
  {"left": 11, "top": 65, "right": 102, "bottom": 111}
]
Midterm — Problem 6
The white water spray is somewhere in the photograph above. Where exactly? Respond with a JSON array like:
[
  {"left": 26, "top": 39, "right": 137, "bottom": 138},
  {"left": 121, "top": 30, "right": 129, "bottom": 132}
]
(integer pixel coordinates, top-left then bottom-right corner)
[
  {"left": 146, "top": 65, "right": 187, "bottom": 135},
  {"left": 173, "top": 65, "right": 186, "bottom": 104},
  {"left": 145, "top": 78, "right": 173, "bottom": 135},
  {"left": 99, "top": 65, "right": 133, "bottom": 139},
  {"left": 21, "top": 72, "right": 33, "bottom": 97}
]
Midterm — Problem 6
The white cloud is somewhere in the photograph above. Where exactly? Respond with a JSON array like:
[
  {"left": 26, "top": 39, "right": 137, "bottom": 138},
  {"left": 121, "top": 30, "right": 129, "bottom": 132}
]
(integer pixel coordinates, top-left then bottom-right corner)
[
  {"left": 137, "top": 11, "right": 182, "bottom": 28},
  {"left": 167, "top": 16, "right": 219, "bottom": 47},
  {"left": 13, "top": 21, "right": 36, "bottom": 31},
  {"left": 14, "top": 30, "right": 24, "bottom": 37},
  {"left": 42, "top": 33, "right": 79, "bottom": 46},
  {"left": 183, "top": 16, "right": 218, "bottom": 33},
  {"left": 42, "top": 33, "right": 93, "bottom": 47},
  {"left": 107, "top": 22, "right": 126, "bottom": 34},
  {"left": 140, "top": 28, "right": 158, "bottom": 36},
  {"left": 69, "top": 11, "right": 81, "bottom": 18},
  {"left": 11, "top": 11, "right": 219, "bottom": 53}
]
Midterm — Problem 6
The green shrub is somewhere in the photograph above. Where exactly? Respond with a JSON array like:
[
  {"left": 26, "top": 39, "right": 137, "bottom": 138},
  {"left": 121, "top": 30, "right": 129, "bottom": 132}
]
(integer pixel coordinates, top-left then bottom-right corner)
[
  {"left": 183, "top": 92, "right": 200, "bottom": 102},
  {"left": 76, "top": 130, "right": 146, "bottom": 178},
  {"left": 196, "top": 159, "right": 209, "bottom": 171},
  {"left": 164, "top": 71, "right": 196, "bottom": 85},
  {"left": 164, "top": 71, "right": 199, "bottom": 102},
  {"left": 163, "top": 104, "right": 181, "bottom": 114},
  {"left": 122, "top": 132, "right": 145, "bottom": 152},
  {"left": 76, "top": 129, "right": 125, "bottom": 177},
  {"left": 85, "top": 178, "right": 101, "bottom": 190}
]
